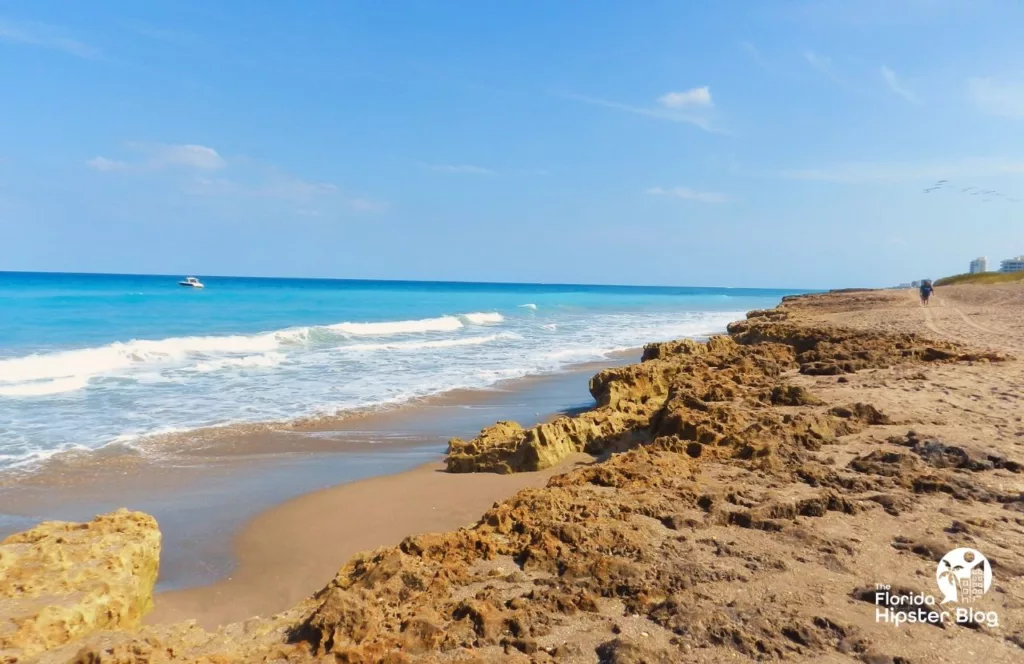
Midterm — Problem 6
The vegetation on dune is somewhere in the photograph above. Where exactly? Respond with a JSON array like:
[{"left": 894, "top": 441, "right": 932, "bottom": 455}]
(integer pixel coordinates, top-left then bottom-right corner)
[{"left": 935, "top": 271, "right": 1024, "bottom": 287}]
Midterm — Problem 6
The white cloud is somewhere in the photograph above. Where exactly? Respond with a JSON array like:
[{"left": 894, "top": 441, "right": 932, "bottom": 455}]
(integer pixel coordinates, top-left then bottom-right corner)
[
  {"left": 349, "top": 197, "right": 389, "bottom": 212},
  {"left": 780, "top": 157, "right": 1024, "bottom": 183},
  {"left": 91, "top": 143, "right": 227, "bottom": 172},
  {"left": 646, "top": 186, "right": 728, "bottom": 203},
  {"left": 188, "top": 169, "right": 386, "bottom": 213},
  {"left": 0, "top": 18, "right": 98, "bottom": 58},
  {"left": 149, "top": 144, "right": 226, "bottom": 170},
  {"left": 86, "top": 156, "right": 128, "bottom": 172},
  {"left": 90, "top": 142, "right": 386, "bottom": 213},
  {"left": 424, "top": 164, "right": 498, "bottom": 175},
  {"left": 968, "top": 77, "right": 1024, "bottom": 119},
  {"left": 803, "top": 50, "right": 834, "bottom": 75},
  {"left": 658, "top": 87, "right": 712, "bottom": 109},
  {"left": 562, "top": 93, "right": 722, "bottom": 133},
  {"left": 187, "top": 173, "right": 337, "bottom": 199},
  {"left": 881, "top": 66, "right": 918, "bottom": 103}
]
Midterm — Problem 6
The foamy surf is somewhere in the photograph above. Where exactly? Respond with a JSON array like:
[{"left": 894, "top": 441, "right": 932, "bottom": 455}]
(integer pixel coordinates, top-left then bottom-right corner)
[
  {"left": 0, "top": 376, "right": 91, "bottom": 397},
  {"left": 0, "top": 272, "right": 798, "bottom": 473},
  {"left": 459, "top": 312, "right": 504, "bottom": 325},
  {"left": 341, "top": 333, "right": 517, "bottom": 353},
  {"left": 328, "top": 316, "right": 464, "bottom": 336},
  {"left": 0, "top": 312, "right": 508, "bottom": 393}
]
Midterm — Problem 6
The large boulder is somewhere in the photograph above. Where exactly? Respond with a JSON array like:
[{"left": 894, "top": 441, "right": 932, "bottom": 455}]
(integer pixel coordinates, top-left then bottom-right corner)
[{"left": 0, "top": 509, "right": 161, "bottom": 659}]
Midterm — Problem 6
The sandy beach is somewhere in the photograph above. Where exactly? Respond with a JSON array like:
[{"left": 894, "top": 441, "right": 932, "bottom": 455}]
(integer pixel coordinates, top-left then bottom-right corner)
[
  {"left": 0, "top": 357, "right": 630, "bottom": 593},
  {"left": 147, "top": 455, "right": 595, "bottom": 628},
  {"left": 6, "top": 283, "right": 1024, "bottom": 663}
]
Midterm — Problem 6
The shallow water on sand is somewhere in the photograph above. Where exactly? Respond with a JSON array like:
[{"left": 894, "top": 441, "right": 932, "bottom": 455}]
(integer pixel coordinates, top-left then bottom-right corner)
[{"left": 0, "top": 362, "right": 617, "bottom": 591}]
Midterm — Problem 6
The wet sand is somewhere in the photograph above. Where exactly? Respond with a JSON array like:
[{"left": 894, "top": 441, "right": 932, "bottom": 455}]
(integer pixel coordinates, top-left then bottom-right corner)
[
  {"left": 0, "top": 355, "right": 633, "bottom": 593},
  {"left": 147, "top": 455, "right": 596, "bottom": 628}
]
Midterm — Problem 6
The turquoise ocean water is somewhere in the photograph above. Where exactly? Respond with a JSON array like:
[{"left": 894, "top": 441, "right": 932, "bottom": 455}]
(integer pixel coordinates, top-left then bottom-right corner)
[{"left": 0, "top": 272, "right": 804, "bottom": 471}]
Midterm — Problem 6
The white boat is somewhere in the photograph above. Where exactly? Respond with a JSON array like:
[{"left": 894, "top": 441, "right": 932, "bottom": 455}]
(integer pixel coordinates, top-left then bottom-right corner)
[{"left": 178, "top": 276, "right": 205, "bottom": 288}]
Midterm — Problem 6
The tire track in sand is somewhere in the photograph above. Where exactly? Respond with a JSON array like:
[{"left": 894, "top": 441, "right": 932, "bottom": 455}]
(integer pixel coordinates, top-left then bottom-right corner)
[
  {"left": 920, "top": 301, "right": 948, "bottom": 339},
  {"left": 948, "top": 305, "right": 1005, "bottom": 336}
]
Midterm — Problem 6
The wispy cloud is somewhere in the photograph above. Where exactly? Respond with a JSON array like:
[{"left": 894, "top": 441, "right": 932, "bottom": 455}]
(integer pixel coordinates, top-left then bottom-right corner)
[
  {"left": 89, "top": 143, "right": 226, "bottom": 172},
  {"left": 561, "top": 92, "right": 723, "bottom": 133},
  {"left": 145, "top": 143, "right": 226, "bottom": 170},
  {"left": 0, "top": 18, "right": 98, "bottom": 58},
  {"left": 349, "top": 198, "right": 390, "bottom": 212},
  {"left": 658, "top": 87, "right": 712, "bottom": 109},
  {"left": 423, "top": 163, "right": 498, "bottom": 175},
  {"left": 968, "top": 77, "right": 1024, "bottom": 119},
  {"left": 881, "top": 65, "right": 918, "bottom": 103},
  {"left": 123, "top": 20, "right": 195, "bottom": 46},
  {"left": 188, "top": 172, "right": 386, "bottom": 213},
  {"left": 780, "top": 157, "right": 1024, "bottom": 183},
  {"left": 740, "top": 41, "right": 771, "bottom": 72},
  {"left": 802, "top": 49, "right": 848, "bottom": 87},
  {"left": 420, "top": 163, "right": 548, "bottom": 177},
  {"left": 86, "top": 156, "right": 128, "bottom": 172},
  {"left": 646, "top": 186, "right": 728, "bottom": 203},
  {"left": 90, "top": 142, "right": 387, "bottom": 213}
]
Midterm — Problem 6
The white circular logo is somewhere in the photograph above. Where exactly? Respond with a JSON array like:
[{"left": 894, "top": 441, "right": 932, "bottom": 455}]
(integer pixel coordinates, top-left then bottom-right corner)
[{"left": 936, "top": 548, "right": 992, "bottom": 604}]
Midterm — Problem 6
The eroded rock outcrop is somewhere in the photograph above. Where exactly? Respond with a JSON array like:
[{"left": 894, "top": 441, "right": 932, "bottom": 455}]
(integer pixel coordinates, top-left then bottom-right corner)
[
  {"left": 17, "top": 290, "right": 1024, "bottom": 663},
  {"left": 0, "top": 509, "right": 160, "bottom": 661},
  {"left": 445, "top": 305, "right": 997, "bottom": 475}
]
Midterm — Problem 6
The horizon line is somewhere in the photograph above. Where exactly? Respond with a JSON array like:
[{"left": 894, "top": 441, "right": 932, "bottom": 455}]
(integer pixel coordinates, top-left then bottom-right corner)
[{"left": 0, "top": 269, "right": 818, "bottom": 293}]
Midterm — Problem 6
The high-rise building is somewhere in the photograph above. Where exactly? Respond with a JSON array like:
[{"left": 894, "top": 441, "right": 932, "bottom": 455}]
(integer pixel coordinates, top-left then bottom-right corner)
[
  {"left": 970, "top": 257, "right": 988, "bottom": 274},
  {"left": 1001, "top": 256, "right": 1024, "bottom": 273}
]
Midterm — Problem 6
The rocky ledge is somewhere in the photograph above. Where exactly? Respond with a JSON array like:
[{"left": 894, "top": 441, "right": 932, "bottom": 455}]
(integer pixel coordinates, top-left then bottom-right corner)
[
  {"left": 0, "top": 509, "right": 160, "bottom": 662},
  {"left": 445, "top": 305, "right": 1006, "bottom": 475},
  {"left": 8, "top": 291, "right": 1024, "bottom": 662}
]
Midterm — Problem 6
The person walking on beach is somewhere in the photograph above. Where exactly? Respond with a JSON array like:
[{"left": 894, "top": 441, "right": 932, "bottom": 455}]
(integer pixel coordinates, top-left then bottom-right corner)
[{"left": 919, "top": 280, "right": 934, "bottom": 306}]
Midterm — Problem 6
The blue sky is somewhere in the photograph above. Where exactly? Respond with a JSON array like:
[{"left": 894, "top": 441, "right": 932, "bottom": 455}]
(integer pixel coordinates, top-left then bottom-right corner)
[{"left": 2, "top": 0, "right": 1024, "bottom": 288}]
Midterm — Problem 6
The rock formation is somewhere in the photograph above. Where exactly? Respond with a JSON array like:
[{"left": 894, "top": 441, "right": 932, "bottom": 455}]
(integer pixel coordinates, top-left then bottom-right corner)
[
  {"left": 445, "top": 305, "right": 1002, "bottom": 475},
  {"left": 0, "top": 509, "right": 160, "bottom": 661},
  {"left": 11, "top": 291, "right": 1024, "bottom": 662}
]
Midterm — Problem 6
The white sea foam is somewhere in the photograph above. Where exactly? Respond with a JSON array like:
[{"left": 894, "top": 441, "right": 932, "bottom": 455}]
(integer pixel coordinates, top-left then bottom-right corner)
[
  {"left": 192, "top": 352, "right": 286, "bottom": 373},
  {"left": 0, "top": 334, "right": 281, "bottom": 385},
  {"left": 460, "top": 312, "right": 504, "bottom": 325},
  {"left": 328, "top": 316, "right": 464, "bottom": 336},
  {"left": 0, "top": 313, "right": 501, "bottom": 389},
  {"left": 341, "top": 333, "right": 516, "bottom": 353},
  {"left": 0, "top": 376, "right": 90, "bottom": 397},
  {"left": 518, "top": 303, "right": 538, "bottom": 310}
]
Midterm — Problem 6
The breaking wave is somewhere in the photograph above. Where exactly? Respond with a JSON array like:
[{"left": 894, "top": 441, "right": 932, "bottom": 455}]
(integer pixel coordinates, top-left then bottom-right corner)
[
  {"left": 459, "top": 312, "right": 504, "bottom": 325},
  {"left": 0, "top": 312, "right": 510, "bottom": 392}
]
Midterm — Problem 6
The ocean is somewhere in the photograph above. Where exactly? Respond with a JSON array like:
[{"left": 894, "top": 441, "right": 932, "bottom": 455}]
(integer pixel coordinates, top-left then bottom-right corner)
[{"left": 0, "top": 272, "right": 804, "bottom": 471}]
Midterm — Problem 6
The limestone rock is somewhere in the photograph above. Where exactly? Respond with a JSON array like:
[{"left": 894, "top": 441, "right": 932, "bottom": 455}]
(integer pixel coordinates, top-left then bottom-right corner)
[{"left": 0, "top": 509, "right": 160, "bottom": 660}]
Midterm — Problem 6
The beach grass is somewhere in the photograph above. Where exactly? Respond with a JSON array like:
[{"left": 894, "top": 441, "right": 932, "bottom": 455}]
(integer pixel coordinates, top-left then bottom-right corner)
[{"left": 934, "top": 271, "right": 1024, "bottom": 287}]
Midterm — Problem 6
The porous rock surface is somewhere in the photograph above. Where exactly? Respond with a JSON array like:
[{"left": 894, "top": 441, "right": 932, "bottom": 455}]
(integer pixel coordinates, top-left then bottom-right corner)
[
  {"left": 0, "top": 509, "right": 160, "bottom": 662},
  {"left": 17, "top": 291, "right": 1024, "bottom": 662}
]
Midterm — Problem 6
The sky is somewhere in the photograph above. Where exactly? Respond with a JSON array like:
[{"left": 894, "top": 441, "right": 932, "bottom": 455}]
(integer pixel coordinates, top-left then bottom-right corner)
[{"left": 2, "top": 0, "right": 1024, "bottom": 289}]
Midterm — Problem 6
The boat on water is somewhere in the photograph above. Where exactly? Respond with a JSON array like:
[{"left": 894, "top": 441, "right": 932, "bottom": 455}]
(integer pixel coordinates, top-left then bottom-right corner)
[{"left": 178, "top": 276, "right": 205, "bottom": 288}]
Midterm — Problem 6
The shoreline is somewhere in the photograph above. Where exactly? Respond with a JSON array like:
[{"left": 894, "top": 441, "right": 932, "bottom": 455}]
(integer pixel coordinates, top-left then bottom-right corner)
[
  {"left": 0, "top": 351, "right": 639, "bottom": 594},
  {"left": 0, "top": 351, "right": 637, "bottom": 487},
  {"left": 146, "top": 454, "right": 597, "bottom": 628},
  {"left": 7, "top": 284, "right": 1024, "bottom": 662}
]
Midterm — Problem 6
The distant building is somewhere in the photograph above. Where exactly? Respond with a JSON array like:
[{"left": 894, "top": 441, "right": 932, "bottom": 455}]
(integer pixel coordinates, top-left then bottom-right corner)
[
  {"left": 970, "top": 257, "right": 988, "bottom": 274},
  {"left": 1001, "top": 256, "right": 1024, "bottom": 273},
  {"left": 911, "top": 280, "right": 922, "bottom": 287}
]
